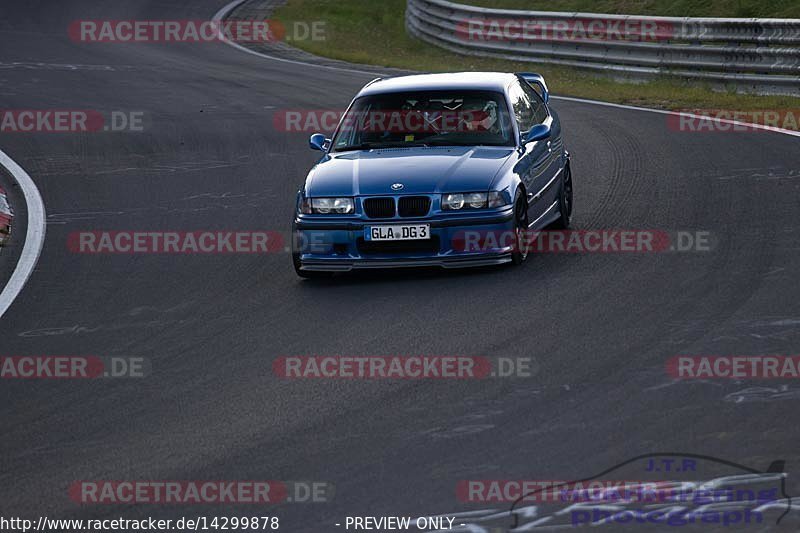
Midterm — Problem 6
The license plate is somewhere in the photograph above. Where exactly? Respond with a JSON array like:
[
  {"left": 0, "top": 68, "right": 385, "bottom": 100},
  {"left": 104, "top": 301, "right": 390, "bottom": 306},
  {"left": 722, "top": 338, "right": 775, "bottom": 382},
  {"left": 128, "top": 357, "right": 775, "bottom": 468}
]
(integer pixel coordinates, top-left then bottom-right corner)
[{"left": 365, "top": 224, "right": 430, "bottom": 241}]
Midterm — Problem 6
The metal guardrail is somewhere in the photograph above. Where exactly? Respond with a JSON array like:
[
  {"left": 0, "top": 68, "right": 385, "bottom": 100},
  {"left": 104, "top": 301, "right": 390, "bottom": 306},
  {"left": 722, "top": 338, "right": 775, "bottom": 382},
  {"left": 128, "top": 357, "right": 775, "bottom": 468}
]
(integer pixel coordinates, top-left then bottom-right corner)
[{"left": 406, "top": 0, "right": 800, "bottom": 95}]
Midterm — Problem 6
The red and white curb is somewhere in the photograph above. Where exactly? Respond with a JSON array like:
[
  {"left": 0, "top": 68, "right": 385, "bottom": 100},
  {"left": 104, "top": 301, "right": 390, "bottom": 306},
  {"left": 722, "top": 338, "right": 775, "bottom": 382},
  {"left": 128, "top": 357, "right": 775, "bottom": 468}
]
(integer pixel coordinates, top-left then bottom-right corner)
[
  {"left": 0, "top": 185, "right": 11, "bottom": 246},
  {"left": 0, "top": 148, "right": 46, "bottom": 319}
]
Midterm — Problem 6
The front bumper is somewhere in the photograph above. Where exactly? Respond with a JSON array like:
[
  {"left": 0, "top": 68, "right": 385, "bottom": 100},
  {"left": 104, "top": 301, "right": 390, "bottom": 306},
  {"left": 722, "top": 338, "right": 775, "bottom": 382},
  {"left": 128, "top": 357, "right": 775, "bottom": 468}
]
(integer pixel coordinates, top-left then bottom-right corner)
[{"left": 293, "top": 208, "right": 515, "bottom": 272}]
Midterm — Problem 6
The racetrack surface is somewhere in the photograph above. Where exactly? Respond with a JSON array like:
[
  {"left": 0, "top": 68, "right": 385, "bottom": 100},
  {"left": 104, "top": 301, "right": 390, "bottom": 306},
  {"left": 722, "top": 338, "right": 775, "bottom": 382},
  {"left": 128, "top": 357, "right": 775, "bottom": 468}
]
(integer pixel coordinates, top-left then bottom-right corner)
[{"left": 1, "top": 0, "right": 800, "bottom": 531}]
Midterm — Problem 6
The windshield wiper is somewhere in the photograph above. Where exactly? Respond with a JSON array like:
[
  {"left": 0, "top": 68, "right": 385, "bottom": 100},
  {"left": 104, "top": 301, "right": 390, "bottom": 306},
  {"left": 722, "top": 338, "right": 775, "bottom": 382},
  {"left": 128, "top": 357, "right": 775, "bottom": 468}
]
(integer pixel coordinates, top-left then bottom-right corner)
[
  {"left": 335, "top": 140, "right": 441, "bottom": 151},
  {"left": 333, "top": 142, "right": 386, "bottom": 152},
  {"left": 334, "top": 139, "right": 505, "bottom": 151},
  {"left": 417, "top": 135, "right": 511, "bottom": 147}
]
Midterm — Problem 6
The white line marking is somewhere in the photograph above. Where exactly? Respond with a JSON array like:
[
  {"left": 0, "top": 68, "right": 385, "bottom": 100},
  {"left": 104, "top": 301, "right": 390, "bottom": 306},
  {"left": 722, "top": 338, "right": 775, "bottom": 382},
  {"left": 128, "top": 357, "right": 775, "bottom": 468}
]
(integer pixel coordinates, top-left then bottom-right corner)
[
  {"left": 212, "top": 0, "right": 387, "bottom": 77},
  {"left": 212, "top": 1, "right": 800, "bottom": 140},
  {"left": 0, "top": 149, "right": 46, "bottom": 319},
  {"left": 551, "top": 95, "right": 800, "bottom": 138}
]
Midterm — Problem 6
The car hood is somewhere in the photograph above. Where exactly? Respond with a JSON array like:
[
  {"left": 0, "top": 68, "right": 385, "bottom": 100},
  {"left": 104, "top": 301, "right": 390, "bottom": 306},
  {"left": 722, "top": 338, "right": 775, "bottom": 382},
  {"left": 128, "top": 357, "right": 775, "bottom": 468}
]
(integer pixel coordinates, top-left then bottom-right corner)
[{"left": 305, "top": 146, "right": 515, "bottom": 197}]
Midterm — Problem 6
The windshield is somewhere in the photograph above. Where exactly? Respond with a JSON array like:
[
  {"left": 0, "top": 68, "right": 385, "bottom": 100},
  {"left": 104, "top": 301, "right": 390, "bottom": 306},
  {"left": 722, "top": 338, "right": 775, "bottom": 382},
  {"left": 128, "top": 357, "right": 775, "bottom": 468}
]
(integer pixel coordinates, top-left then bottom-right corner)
[{"left": 332, "top": 90, "right": 514, "bottom": 151}]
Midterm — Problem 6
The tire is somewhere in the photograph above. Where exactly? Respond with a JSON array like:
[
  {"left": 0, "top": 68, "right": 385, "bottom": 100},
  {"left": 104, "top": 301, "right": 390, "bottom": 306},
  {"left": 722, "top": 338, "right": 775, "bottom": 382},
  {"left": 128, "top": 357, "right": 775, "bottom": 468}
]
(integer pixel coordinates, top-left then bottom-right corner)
[
  {"left": 551, "top": 164, "right": 573, "bottom": 230},
  {"left": 511, "top": 192, "right": 530, "bottom": 265}
]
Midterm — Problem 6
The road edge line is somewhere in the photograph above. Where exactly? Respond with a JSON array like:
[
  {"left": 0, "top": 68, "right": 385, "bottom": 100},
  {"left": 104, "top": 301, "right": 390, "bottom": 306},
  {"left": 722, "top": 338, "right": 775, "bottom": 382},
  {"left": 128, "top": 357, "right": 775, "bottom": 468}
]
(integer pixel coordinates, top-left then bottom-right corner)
[
  {"left": 212, "top": 0, "right": 389, "bottom": 77},
  {"left": 551, "top": 95, "right": 800, "bottom": 138}
]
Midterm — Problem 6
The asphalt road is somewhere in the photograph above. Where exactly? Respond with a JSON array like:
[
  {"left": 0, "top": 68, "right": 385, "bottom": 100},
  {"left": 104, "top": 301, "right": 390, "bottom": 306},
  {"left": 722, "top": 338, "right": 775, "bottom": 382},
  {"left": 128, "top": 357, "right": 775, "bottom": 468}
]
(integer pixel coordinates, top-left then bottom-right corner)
[{"left": 1, "top": 0, "right": 800, "bottom": 531}]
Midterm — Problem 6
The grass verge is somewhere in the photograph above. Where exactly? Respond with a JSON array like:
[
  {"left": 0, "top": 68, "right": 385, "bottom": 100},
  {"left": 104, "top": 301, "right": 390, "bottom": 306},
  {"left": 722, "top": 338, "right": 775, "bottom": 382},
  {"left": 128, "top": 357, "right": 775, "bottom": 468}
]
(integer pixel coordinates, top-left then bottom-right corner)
[{"left": 272, "top": 0, "right": 800, "bottom": 121}]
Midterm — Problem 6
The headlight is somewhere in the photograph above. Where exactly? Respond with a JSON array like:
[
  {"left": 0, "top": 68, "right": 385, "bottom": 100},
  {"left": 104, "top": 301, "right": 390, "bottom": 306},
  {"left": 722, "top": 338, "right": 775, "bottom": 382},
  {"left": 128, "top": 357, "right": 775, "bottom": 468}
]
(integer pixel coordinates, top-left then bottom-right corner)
[
  {"left": 465, "top": 192, "right": 486, "bottom": 209},
  {"left": 442, "top": 193, "right": 466, "bottom": 210},
  {"left": 301, "top": 197, "right": 355, "bottom": 214},
  {"left": 488, "top": 191, "right": 507, "bottom": 208},
  {"left": 442, "top": 191, "right": 507, "bottom": 210}
]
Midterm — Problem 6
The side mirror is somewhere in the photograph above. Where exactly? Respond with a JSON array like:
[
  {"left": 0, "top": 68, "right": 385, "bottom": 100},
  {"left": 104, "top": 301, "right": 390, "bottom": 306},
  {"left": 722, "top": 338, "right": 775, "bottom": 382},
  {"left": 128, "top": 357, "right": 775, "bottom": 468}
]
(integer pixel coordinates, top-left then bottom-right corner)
[
  {"left": 522, "top": 124, "right": 551, "bottom": 145},
  {"left": 309, "top": 133, "right": 330, "bottom": 151}
]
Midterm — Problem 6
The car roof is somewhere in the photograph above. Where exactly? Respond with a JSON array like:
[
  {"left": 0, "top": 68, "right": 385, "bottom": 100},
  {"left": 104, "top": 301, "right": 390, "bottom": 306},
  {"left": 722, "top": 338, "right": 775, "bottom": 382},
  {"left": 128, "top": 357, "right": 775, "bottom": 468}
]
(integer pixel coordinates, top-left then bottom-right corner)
[{"left": 358, "top": 72, "right": 517, "bottom": 97}]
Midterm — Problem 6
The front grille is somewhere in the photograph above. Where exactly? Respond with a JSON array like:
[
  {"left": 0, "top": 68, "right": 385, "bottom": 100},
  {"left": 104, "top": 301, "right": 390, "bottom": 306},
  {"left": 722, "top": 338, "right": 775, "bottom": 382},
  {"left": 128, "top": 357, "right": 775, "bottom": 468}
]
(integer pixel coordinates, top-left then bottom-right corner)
[
  {"left": 363, "top": 197, "right": 395, "bottom": 218},
  {"left": 357, "top": 236, "right": 440, "bottom": 255},
  {"left": 398, "top": 196, "right": 431, "bottom": 217}
]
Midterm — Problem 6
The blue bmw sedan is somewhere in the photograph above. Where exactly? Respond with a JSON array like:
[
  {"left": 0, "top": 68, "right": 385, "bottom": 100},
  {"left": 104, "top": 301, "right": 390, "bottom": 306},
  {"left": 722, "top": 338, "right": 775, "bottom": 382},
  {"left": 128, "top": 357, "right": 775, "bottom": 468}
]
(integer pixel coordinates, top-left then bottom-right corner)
[{"left": 292, "top": 72, "right": 572, "bottom": 277}]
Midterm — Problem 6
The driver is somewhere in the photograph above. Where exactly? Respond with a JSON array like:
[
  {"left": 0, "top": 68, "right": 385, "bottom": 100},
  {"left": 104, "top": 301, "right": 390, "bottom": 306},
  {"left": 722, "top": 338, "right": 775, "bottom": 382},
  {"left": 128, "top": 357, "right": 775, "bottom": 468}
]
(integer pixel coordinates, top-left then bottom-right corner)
[{"left": 458, "top": 99, "right": 500, "bottom": 134}]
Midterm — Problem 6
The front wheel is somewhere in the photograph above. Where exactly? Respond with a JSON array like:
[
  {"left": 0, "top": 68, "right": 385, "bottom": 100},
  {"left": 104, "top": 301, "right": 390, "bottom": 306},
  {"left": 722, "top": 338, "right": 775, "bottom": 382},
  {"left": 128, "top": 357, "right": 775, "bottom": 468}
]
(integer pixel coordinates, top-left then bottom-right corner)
[
  {"left": 551, "top": 164, "right": 573, "bottom": 229},
  {"left": 511, "top": 192, "right": 530, "bottom": 265}
]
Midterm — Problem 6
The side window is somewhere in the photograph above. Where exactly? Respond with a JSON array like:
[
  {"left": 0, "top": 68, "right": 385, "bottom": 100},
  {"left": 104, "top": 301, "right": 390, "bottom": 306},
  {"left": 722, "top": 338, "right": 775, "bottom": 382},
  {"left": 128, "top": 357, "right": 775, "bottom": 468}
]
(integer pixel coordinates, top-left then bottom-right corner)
[
  {"left": 521, "top": 81, "right": 549, "bottom": 124},
  {"left": 508, "top": 82, "right": 535, "bottom": 133}
]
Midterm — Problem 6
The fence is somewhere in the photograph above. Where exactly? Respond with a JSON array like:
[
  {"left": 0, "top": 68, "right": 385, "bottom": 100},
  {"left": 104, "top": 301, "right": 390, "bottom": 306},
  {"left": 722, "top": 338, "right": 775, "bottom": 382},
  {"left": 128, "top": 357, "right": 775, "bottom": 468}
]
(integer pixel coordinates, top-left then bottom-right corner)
[{"left": 406, "top": 0, "right": 800, "bottom": 95}]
